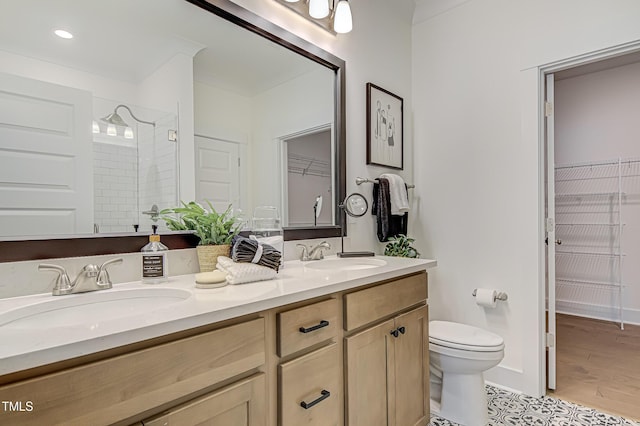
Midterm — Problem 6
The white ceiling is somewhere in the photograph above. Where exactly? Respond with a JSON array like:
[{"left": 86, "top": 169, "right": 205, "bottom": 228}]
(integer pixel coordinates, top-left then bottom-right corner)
[{"left": 0, "top": 0, "right": 319, "bottom": 96}]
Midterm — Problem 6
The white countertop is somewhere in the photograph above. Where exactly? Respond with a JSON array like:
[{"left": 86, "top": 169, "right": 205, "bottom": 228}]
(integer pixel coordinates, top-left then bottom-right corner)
[{"left": 0, "top": 255, "right": 436, "bottom": 376}]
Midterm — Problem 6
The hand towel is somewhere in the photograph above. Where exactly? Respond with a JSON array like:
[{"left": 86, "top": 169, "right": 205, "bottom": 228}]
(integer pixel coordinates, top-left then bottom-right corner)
[
  {"left": 380, "top": 173, "right": 409, "bottom": 215},
  {"left": 372, "top": 178, "right": 408, "bottom": 242},
  {"left": 231, "top": 235, "right": 281, "bottom": 271},
  {"left": 216, "top": 256, "right": 277, "bottom": 285}
]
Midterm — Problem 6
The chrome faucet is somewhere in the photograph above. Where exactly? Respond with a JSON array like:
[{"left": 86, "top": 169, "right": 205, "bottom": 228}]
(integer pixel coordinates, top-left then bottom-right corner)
[
  {"left": 297, "top": 241, "right": 331, "bottom": 261},
  {"left": 39, "top": 258, "right": 123, "bottom": 296}
]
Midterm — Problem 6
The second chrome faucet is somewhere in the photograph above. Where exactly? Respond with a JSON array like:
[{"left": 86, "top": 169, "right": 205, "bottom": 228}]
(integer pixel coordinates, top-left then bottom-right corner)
[{"left": 297, "top": 241, "right": 331, "bottom": 261}]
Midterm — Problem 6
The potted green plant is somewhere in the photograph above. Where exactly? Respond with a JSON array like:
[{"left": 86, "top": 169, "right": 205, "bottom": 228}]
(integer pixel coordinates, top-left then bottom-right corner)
[
  {"left": 160, "top": 200, "right": 242, "bottom": 272},
  {"left": 384, "top": 234, "right": 420, "bottom": 258}
]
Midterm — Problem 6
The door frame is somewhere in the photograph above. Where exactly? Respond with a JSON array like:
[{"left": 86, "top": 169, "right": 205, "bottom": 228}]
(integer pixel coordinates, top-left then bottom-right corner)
[
  {"left": 538, "top": 40, "right": 640, "bottom": 394},
  {"left": 276, "top": 123, "right": 334, "bottom": 228}
]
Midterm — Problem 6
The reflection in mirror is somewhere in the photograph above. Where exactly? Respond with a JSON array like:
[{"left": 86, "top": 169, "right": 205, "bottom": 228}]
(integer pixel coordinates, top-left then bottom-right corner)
[
  {"left": 282, "top": 127, "right": 333, "bottom": 227},
  {"left": 0, "top": 0, "right": 343, "bottom": 244}
]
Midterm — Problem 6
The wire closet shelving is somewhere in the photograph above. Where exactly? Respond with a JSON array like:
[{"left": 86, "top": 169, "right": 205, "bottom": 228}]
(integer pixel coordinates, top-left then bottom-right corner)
[{"left": 554, "top": 157, "right": 640, "bottom": 330}]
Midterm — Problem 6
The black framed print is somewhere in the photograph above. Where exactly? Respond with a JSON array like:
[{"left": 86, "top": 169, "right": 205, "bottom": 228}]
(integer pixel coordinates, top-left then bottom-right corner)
[{"left": 366, "top": 82, "right": 403, "bottom": 170}]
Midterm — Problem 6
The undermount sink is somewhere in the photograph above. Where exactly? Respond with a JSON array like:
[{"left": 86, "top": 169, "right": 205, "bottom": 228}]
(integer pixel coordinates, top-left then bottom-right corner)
[
  {"left": 303, "top": 257, "right": 387, "bottom": 271},
  {"left": 0, "top": 287, "right": 191, "bottom": 330}
]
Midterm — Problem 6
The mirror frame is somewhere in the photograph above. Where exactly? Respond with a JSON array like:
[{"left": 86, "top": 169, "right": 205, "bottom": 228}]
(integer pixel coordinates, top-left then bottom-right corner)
[{"left": 0, "top": 0, "right": 345, "bottom": 263}]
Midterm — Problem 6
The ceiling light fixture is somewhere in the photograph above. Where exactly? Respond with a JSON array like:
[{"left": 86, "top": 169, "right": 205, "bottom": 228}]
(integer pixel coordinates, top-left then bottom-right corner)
[
  {"left": 274, "top": 0, "right": 353, "bottom": 34},
  {"left": 54, "top": 29, "right": 74, "bottom": 39}
]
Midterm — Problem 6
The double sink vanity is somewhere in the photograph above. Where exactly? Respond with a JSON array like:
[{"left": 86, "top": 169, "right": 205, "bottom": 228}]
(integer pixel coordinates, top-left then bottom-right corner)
[{"left": 0, "top": 255, "right": 436, "bottom": 426}]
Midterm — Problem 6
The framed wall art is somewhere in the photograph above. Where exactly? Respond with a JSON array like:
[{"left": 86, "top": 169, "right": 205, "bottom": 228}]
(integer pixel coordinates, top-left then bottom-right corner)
[{"left": 366, "top": 82, "right": 403, "bottom": 169}]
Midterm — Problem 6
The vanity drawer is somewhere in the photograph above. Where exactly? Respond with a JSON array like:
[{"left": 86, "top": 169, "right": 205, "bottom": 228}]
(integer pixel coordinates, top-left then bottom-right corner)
[
  {"left": 344, "top": 272, "right": 427, "bottom": 331},
  {"left": 0, "top": 318, "right": 266, "bottom": 426},
  {"left": 277, "top": 298, "right": 339, "bottom": 357},
  {"left": 279, "top": 343, "right": 341, "bottom": 426}
]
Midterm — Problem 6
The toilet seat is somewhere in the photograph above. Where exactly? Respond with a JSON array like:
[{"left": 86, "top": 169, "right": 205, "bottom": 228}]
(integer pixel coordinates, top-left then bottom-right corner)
[{"left": 429, "top": 320, "right": 504, "bottom": 352}]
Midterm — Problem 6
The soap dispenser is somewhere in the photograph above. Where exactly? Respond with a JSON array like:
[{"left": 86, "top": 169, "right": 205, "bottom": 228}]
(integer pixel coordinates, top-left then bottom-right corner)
[{"left": 141, "top": 225, "right": 168, "bottom": 284}]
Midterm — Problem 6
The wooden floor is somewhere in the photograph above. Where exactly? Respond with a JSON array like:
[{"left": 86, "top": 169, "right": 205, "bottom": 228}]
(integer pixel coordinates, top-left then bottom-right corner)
[{"left": 549, "top": 313, "right": 640, "bottom": 421}]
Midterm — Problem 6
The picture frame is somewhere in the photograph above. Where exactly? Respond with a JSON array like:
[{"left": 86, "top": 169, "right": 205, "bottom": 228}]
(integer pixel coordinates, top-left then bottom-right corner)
[{"left": 366, "top": 83, "right": 403, "bottom": 170}]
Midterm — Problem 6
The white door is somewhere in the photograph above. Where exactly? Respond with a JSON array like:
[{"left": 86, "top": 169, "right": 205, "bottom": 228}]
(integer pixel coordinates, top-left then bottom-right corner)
[
  {"left": 0, "top": 72, "right": 93, "bottom": 236},
  {"left": 195, "top": 135, "right": 241, "bottom": 214},
  {"left": 545, "top": 73, "right": 557, "bottom": 390}
]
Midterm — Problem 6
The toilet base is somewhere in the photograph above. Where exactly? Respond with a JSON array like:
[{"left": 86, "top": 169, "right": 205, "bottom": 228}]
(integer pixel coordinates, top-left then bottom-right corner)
[{"left": 438, "top": 372, "right": 488, "bottom": 426}]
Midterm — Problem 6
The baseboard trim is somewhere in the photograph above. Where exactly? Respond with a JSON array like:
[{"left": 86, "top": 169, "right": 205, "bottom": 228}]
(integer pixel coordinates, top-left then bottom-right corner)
[
  {"left": 556, "top": 300, "right": 640, "bottom": 326},
  {"left": 484, "top": 364, "right": 527, "bottom": 395}
]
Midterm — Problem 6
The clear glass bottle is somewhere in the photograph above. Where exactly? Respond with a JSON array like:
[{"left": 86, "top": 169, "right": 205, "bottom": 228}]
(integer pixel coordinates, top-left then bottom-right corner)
[
  {"left": 251, "top": 206, "right": 284, "bottom": 266},
  {"left": 141, "top": 234, "right": 168, "bottom": 284}
]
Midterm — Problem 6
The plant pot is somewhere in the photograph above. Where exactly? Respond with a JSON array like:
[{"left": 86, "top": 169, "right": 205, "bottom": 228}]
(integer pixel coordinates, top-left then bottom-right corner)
[{"left": 196, "top": 244, "right": 230, "bottom": 272}]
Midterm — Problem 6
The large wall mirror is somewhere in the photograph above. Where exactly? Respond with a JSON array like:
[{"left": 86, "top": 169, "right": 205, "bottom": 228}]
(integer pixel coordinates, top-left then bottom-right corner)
[{"left": 0, "top": 0, "right": 345, "bottom": 260}]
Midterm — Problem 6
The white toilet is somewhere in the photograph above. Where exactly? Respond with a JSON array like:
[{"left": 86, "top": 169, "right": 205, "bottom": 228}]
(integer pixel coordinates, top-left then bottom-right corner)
[{"left": 429, "top": 320, "right": 504, "bottom": 426}]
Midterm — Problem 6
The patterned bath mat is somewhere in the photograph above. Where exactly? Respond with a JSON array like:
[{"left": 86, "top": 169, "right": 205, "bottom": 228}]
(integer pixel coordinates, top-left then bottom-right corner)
[{"left": 429, "top": 385, "right": 639, "bottom": 425}]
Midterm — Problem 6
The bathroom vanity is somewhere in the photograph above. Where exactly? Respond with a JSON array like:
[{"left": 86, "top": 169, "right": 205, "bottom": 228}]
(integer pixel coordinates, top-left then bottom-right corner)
[{"left": 0, "top": 256, "right": 434, "bottom": 426}]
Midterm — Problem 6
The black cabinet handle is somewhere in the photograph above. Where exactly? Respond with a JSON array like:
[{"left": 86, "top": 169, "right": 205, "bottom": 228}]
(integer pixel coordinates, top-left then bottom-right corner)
[
  {"left": 300, "top": 390, "right": 331, "bottom": 409},
  {"left": 390, "top": 327, "right": 406, "bottom": 338},
  {"left": 299, "top": 320, "right": 329, "bottom": 334}
]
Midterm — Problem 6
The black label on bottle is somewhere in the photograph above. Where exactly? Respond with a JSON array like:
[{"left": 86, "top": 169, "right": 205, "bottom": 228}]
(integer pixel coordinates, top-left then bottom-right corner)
[{"left": 143, "top": 254, "right": 165, "bottom": 278}]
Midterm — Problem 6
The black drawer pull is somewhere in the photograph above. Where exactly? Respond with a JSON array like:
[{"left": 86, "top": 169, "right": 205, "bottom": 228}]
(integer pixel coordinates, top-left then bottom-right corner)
[
  {"left": 390, "top": 328, "right": 399, "bottom": 338},
  {"left": 300, "top": 390, "right": 331, "bottom": 409},
  {"left": 299, "top": 320, "right": 329, "bottom": 333},
  {"left": 398, "top": 326, "right": 406, "bottom": 335}
]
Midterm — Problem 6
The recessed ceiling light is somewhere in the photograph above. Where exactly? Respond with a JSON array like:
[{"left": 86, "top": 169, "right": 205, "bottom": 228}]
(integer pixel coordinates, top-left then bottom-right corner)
[{"left": 54, "top": 29, "right": 73, "bottom": 39}]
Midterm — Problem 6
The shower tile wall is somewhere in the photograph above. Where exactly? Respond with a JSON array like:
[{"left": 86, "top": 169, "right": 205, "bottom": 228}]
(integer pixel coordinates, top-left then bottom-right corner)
[{"left": 93, "top": 142, "right": 138, "bottom": 233}]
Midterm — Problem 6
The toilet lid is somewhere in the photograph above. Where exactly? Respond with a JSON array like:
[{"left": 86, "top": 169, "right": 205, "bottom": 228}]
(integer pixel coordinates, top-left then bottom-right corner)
[{"left": 429, "top": 320, "right": 504, "bottom": 351}]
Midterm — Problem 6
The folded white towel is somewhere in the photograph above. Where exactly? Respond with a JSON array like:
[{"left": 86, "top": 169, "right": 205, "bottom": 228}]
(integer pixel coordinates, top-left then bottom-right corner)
[
  {"left": 380, "top": 173, "right": 410, "bottom": 215},
  {"left": 216, "top": 256, "right": 277, "bottom": 285}
]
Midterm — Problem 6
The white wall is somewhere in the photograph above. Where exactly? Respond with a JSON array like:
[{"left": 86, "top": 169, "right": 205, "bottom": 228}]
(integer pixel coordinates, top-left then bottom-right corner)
[
  {"left": 555, "top": 62, "right": 640, "bottom": 164},
  {"left": 554, "top": 62, "right": 640, "bottom": 324},
  {"left": 412, "top": 0, "right": 640, "bottom": 396}
]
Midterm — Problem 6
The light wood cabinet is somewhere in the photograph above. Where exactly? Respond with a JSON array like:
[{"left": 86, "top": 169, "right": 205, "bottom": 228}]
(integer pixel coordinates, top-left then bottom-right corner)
[
  {"left": 275, "top": 298, "right": 342, "bottom": 426},
  {"left": 0, "top": 318, "right": 266, "bottom": 426},
  {"left": 0, "top": 270, "right": 428, "bottom": 426},
  {"left": 143, "top": 373, "right": 266, "bottom": 426},
  {"left": 344, "top": 272, "right": 429, "bottom": 426}
]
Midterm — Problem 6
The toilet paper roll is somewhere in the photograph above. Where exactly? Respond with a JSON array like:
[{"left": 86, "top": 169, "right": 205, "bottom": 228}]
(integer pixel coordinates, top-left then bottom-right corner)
[{"left": 475, "top": 288, "right": 497, "bottom": 308}]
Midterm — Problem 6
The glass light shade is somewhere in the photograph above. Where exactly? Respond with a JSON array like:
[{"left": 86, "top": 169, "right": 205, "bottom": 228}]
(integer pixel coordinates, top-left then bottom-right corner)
[
  {"left": 106, "top": 124, "right": 117, "bottom": 136},
  {"left": 309, "top": 0, "right": 329, "bottom": 19},
  {"left": 284, "top": 0, "right": 299, "bottom": 2},
  {"left": 54, "top": 29, "right": 73, "bottom": 39},
  {"left": 124, "top": 127, "right": 134, "bottom": 139},
  {"left": 92, "top": 120, "right": 100, "bottom": 134},
  {"left": 333, "top": 0, "right": 353, "bottom": 33}
]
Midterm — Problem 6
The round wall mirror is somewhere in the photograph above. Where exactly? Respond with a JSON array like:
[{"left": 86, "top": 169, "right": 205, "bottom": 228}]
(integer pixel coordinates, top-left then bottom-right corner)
[
  {"left": 337, "top": 193, "right": 373, "bottom": 257},
  {"left": 343, "top": 193, "right": 368, "bottom": 217}
]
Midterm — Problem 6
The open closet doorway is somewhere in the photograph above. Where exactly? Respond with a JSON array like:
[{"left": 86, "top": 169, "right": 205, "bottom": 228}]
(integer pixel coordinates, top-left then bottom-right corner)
[
  {"left": 280, "top": 126, "right": 333, "bottom": 228},
  {"left": 544, "top": 49, "right": 640, "bottom": 421}
]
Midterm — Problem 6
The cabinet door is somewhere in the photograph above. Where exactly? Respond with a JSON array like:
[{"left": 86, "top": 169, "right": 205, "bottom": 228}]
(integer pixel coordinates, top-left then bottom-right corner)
[
  {"left": 345, "top": 318, "right": 395, "bottom": 426},
  {"left": 391, "top": 305, "right": 429, "bottom": 426},
  {"left": 144, "top": 373, "right": 266, "bottom": 426}
]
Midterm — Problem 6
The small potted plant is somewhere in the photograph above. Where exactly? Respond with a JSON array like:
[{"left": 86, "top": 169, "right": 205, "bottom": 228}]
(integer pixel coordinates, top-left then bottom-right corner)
[
  {"left": 160, "top": 200, "right": 242, "bottom": 272},
  {"left": 384, "top": 234, "right": 420, "bottom": 258}
]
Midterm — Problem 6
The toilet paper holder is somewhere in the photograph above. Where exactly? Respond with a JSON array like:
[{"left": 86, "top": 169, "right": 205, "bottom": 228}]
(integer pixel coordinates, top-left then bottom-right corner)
[{"left": 472, "top": 288, "right": 508, "bottom": 302}]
